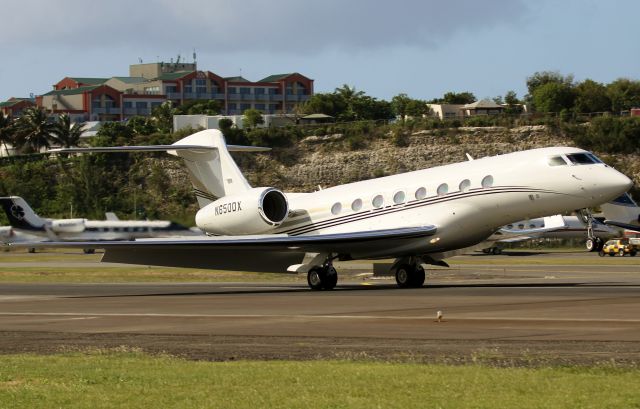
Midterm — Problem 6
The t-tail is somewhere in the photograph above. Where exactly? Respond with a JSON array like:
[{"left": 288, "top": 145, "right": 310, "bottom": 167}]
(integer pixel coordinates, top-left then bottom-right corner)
[
  {"left": 51, "top": 129, "right": 269, "bottom": 209},
  {"left": 0, "top": 196, "right": 46, "bottom": 231}
]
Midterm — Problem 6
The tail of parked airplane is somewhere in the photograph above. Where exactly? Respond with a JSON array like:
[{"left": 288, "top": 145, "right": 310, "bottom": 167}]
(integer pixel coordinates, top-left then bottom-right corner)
[
  {"left": 601, "top": 193, "right": 640, "bottom": 226},
  {"left": 0, "top": 196, "right": 46, "bottom": 231},
  {"left": 51, "top": 129, "right": 270, "bottom": 208}
]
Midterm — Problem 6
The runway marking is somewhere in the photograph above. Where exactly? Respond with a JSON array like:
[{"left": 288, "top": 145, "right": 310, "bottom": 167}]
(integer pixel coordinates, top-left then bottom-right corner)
[{"left": 1, "top": 312, "right": 640, "bottom": 323}]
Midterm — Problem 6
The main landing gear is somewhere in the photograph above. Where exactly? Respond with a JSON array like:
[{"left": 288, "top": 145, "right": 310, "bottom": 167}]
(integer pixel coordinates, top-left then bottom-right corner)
[
  {"left": 392, "top": 256, "right": 426, "bottom": 288},
  {"left": 307, "top": 264, "right": 338, "bottom": 291}
]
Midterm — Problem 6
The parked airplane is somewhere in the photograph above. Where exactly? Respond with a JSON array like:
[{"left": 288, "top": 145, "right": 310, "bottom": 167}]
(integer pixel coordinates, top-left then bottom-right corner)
[
  {"left": 0, "top": 196, "right": 202, "bottom": 247},
  {"left": 25, "top": 129, "right": 632, "bottom": 290},
  {"left": 482, "top": 192, "right": 640, "bottom": 254}
]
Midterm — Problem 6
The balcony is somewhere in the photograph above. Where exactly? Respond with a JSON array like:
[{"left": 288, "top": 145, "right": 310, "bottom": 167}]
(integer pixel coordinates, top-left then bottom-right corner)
[
  {"left": 284, "top": 94, "right": 310, "bottom": 102},
  {"left": 92, "top": 107, "right": 121, "bottom": 115},
  {"left": 124, "top": 108, "right": 150, "bottom": 116}
]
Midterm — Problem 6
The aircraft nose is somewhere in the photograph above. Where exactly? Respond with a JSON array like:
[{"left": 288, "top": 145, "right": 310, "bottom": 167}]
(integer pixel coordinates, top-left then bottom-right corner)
[{"left": 608, "top": 168, "right": 633, "bottom": 195}]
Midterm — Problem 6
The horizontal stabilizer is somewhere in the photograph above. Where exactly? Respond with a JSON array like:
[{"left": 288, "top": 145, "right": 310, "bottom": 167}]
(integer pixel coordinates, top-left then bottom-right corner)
[
  {"left": 603, "top": 220, "right": 640, "bottom": 233},
  {"left": 49, "top": 145, "right": 271, "bottom": 154}
]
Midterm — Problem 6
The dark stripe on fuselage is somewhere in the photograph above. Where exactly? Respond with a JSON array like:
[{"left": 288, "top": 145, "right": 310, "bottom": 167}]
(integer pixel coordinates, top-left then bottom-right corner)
[{"left": 282, "top": 186, "right": 569, "bottom": 236}]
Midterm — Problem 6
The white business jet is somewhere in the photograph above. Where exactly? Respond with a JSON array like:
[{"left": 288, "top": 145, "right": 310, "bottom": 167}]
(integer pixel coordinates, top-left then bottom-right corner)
[
  {"left": 0, "top": 196, "right": 201, "bottom": 247},
  {"left": 34, "top": 129, "right": 632, "bottom": 290}
]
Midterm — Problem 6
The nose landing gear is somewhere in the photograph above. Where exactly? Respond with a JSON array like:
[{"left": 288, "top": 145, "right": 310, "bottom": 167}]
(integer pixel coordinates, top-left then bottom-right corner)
[{"left": 579, "top": 209, "right": 603, "bottom": 252}]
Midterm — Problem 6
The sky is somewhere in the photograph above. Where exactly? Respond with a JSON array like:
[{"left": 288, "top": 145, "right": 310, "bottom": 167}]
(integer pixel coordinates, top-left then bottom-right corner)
[{"left": 1, "top": 0, "right": 639, "bottom": 102}]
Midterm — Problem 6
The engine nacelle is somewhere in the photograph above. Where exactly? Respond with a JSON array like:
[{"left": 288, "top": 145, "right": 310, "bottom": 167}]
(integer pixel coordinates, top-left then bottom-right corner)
[
  {"left": 50, "top": 218, "right": 86, "bottom": 233},
  {"left": 195, "top": 187, "right": 289, "bottom": 235}
]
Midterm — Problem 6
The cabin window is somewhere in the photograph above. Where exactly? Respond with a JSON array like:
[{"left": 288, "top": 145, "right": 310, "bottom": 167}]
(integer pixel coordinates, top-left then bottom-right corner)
[
  {"left": 351, "top": 198, "right": 363, "bottom": 211},
  {"left": 372, "top": 195, "right": 384, "bottom": 208},
  {"left": 507, "top": 224, "right": 514, "bottom": 229},
  {"left": 518, "top": 224, "right": 525, "bottom": 229},
  {"left": 437, "top": 183, "right": 448, "bottom": 196},
  {"left": 548, "top": 156, "right": 567, "bottom": 166},
  {"left": 331, "top": 202, "right": 342, "bottom": 215},
  {"left": 529, "top": 224, "right": 536, "bottom": 229},
  {"left": 393, "top": 191, "right": 406, "bottom": 204},
  {"left": 415, "top": 187, "right": 427, "bottom": 200},
  {"left": 481, "top": 175, "right": 494, "bottom": 188},
  {"left": 459, "top": 179, "right": 471, "bottom": 192}
]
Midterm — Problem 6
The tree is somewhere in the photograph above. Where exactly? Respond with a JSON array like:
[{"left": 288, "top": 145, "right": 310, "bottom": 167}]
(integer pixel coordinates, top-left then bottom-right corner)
[
  {"left": 127, "top": 116, "right": 157, "bottom": 136},
  {"left": 0, "top": 113, "right": 15, "bottom": 156},
  {"left": 391, "top": 94, "right": 411, "bottom": 120},
  {"left": 242, "top": 108, "right": 264, "bottom": 129},
  {"left": 503, "top": 90, "right": 523, "bottom": 114},
  {"left": 151, "top": 101, "right": 176, "bottom": 133},
  {"left": 430, "top": 92, "right": 476, "bottom": 105},
  {"left": 300, "top": 93, "right": 347, "bottom": 118},
  {"left": 606, "top": 78, "right": 640, "bottom": 113},
  {"left": 175, "top": 100, "right": 222, "bottom": 116},
  {"left": 51, "top": 113, "right": 83, "bottom": 148},
  {"left": 13, "top": 106, "right": 56, "bottom": 153},
  {"left": 526, "top": 71, "right": 574, "bottom": 95},
  {"left": 574, "top": 79, "right": 610, "bottom": 113},
  {"left": 531, "top": 82, "right": 576, "bottom": 113}
]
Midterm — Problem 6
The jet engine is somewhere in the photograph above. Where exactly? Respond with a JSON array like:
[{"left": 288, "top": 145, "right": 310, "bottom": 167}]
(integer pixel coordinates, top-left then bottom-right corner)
[
  {"left": 50, "top": 219, "right": 86, "bottom": 233},
  {"left": 195, "top": 187, "right": 289, "bottom": 235}
]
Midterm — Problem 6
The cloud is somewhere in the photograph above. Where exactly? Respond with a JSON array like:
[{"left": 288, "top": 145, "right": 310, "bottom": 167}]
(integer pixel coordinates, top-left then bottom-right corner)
[{"left": 1, "top": 0, "right": 528, "bottom": 53}]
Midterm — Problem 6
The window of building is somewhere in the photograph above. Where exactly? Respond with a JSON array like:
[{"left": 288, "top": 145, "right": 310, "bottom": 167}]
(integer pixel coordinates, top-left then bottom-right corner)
[
  {"left": 255, "top": 88, "right": 266, "bottom": 94},
  {"left": 184, "top": 85, "right": 192, "bottom": 93},
  {"left": 123, "top": 101, "right": 133, "bottom": 108},
  {"left": 165, "top": 85, "right": 177, "bottom": 93},
  {"left": 228, "top": 87, "right": 238, "bottom": 94},
  {"left": 268, "top": 88, "right": 277, "bottom": 95},
  {"left": 481, "top": 175, "right": 494, "bottom": 188},
  {"left": 240, "top": 103, "right": 251, "bottom": 111},
  {"left": 150, "top": 102, "right": 162, "bottom": 108},
  {"left": 415, "top": 187, "right": 427, "bottom": 200},
  {"left": 195, "top": 79, "right": 206, "bottom": 86},
  {"left": 351, "top": 198, "right": 362, "bottom": 211},
  {"left": 228, "top": 103, "right": 237, "bottom": 110},
  {"left": 459, "top": 179, "right": 471, "bottom": 192},
  {"left": 240, "top": 87, "right": 251, "bottom": 94},
  {"left": 393, "top": 191, "right": 406, "bottom": 204},
  {"left": 331, "top": 202, "right": 342, "bottom": 215},
  {"left": 255, "top": 104, "right": 266, "bottom": 111},
  {"left": 135, "top": 101, "right": 148, "bottom": 109},
  {"left": 437, "top": 183, "right": 448, "bottom": 196},
  {"left": 372, "top": 195, "right": 384, "bottom": 208}
]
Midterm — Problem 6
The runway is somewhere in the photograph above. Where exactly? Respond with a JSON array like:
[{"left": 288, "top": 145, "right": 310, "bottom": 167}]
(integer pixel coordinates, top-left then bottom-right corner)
[{"left": 1, "top": 251, "right": 639, "bottom": 363}]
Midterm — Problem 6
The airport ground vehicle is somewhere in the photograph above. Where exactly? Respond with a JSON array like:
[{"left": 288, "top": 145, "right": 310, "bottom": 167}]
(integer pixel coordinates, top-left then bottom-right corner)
[{"left": 598, "top": 238, "right": 638, "bottom": 257}]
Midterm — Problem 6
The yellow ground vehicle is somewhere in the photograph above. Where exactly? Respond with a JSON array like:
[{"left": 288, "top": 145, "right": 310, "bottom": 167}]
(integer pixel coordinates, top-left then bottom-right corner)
[{"left": 598, "top": 238, "right": 638, "bottom": 257}]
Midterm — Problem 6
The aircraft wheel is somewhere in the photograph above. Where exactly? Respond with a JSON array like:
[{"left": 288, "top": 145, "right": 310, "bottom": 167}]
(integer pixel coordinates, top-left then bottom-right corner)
[
  {"left": 395, "top": 264, "right": 413, "bottom": 288},
  {"left": 307, "top": 266, "right": 338, "bottom": 291},
  {"left": 411, "top": 266, "right": 426, "bottom": 288},
  {"left": 28, "top": 248, "right": 36, "bottom": 254},
  {"left": 586, "top": 238, "right": 596, "bottom": 252},
  {"left": 83, "top": 248, "right": 95, "bottom": 254},
  {"left": 598, "top": 250, "right": 605, "bottom": 257},
  {"left": 482, "top": 248, "right": 491, "bottom": 254},
  {"left": 491, "top": 247, "right": 502, "bottom": 255}
]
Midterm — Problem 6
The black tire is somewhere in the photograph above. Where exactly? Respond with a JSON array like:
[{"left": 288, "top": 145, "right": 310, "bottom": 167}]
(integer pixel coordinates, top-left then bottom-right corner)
[
  {"left": 586, "top": 238, "right": 595, "bottom": 252},
  {"left": 323, "top": 266, "right": 338, "bottom": 290},
  {"left": 595, "top": 238, "right": 604, "bottom": 251},
  {"left": 598, "top": 250, "right": 605, "bottom": 257},
  {"left": 609, "top": 252, "right": 615, "bottom": 257},
  {"left": 83, "top": 248, "right": 95, "bottom": 254},
  {"left": 492, "top": 247, "right": 502, "bottom": 255},
  {"left": 410, "top": 266, "right": 426, "bottom": 288},
  {"left": 395, "top": 264, "right": 413, "bottom": 288},
  {"left": 619, "top": 249, "right": 625, "bottom": 257},
  {"left": 307, "top": 266, "right": 338, "bottom": 291},
  {"left": 28, "top": 248, "right": 36, "bottom": 254},
  {"left": 307, "top": 267, "right": 325, "bottom": 291},
  {"left": 630, "top": 252, "right": 637, "bottom": 257}
]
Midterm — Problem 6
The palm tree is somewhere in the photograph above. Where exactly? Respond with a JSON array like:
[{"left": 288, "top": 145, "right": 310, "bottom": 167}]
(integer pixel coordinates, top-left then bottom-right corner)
[
  {"left": 14, "top": 107, "right": 56, "bottom": 153},
  {"left": 0, "top": 113, "right": 15, "bottom": 156},
  {"left": 52, "top": 113, "right": 83, "bottom": 148}
]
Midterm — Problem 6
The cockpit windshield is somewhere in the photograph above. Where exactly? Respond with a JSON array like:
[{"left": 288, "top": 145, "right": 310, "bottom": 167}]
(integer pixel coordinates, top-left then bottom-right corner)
[
  {"left": 548, "top": 156, "right": 568, "bottom": 166},
  {"left": 566, "top": 153, "right": 603, "bottom": 165}
]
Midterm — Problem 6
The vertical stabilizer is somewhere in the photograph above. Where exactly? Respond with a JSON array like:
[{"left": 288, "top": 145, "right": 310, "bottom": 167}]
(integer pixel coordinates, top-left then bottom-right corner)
[
  {"left": 601, "top": 193, "right": 640, "bottom": 225},
  {"left": 168, "top": 129, "right": 251, "bottom": 207},
  {"left": 0, "top": 196, "right": 46, "bottom": 231}
]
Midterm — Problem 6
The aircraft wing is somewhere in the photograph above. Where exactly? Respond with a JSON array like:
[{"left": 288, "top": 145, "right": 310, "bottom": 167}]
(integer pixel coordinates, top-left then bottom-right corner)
[
  {"left": 603, "top": 220, "right": 640, "bottom": 233},
  {"left": 10, "top": 225, "right": 437, "bottom": 272}
]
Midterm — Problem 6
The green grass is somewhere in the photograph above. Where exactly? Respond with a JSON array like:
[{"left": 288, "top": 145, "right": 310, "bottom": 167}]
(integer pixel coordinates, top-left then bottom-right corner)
[
  {"left": 0, "top": 351, "right": 639, "bottom": 408},
  {"left": 0, "top": 267, "right": 301, "bottom": 283}
]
